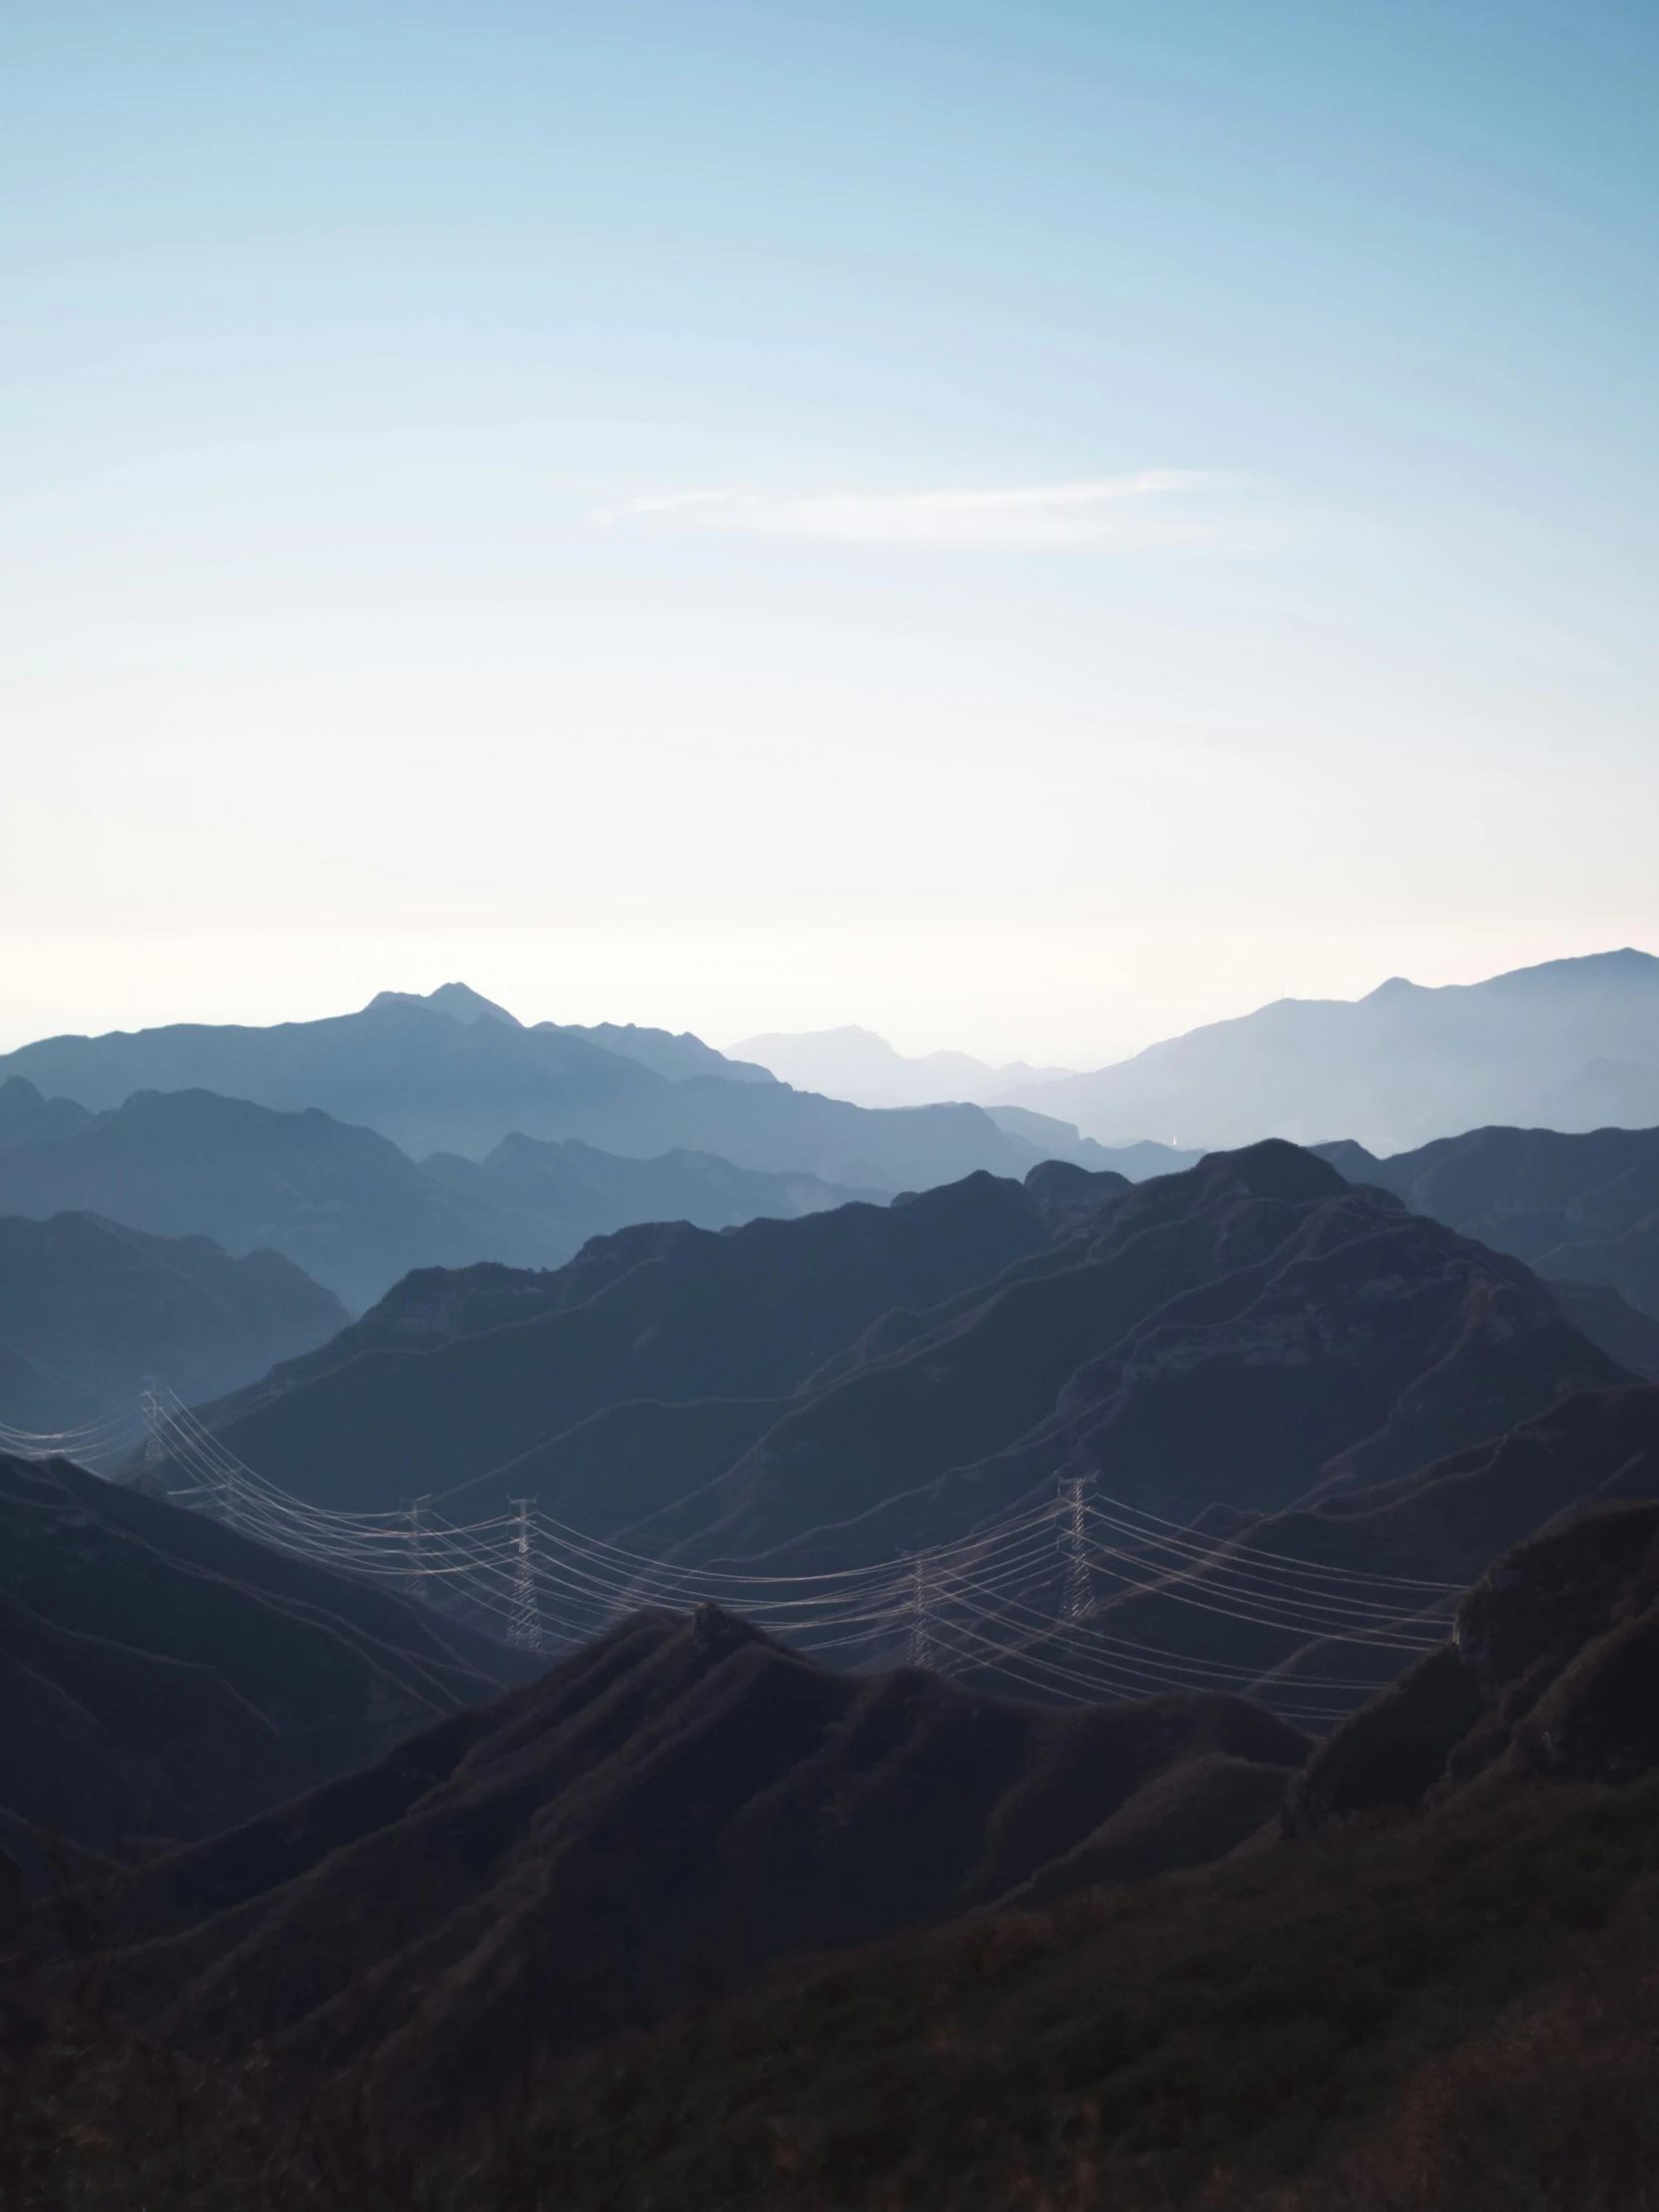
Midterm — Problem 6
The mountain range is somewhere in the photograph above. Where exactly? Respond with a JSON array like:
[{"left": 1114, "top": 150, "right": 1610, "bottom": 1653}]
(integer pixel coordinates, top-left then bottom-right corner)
[
  {"left": 14, "top": 1459, "right": 1659, "bottom": 2212},
  {"left": 730, "top": 1023, "right": 1078, "bottom": 1109},
  {"left": 1316, "top": 1120, "right": 1659, "bottom": 1319},
  {"left": 0, "top": 1449, "right": 530, "bottom": 1866},
  {"left": 0, "top": 1081, "right": 872, "bottom": 1312},
  {"left": 1001, "top": 948, "right": 1659, "bottom": 1154},
  {"left": 0, "top": 1211, "right": 347, "bottom": 1429},
  {"left": 150, "top": 1144, "right": 1659, "bottom": 1735},
  {"left": 95, "top": 1602, "right": 1308, "bottom": 2099},
  {"left": 0, "top": 984, "right": 1072, "bottom": 1188}
]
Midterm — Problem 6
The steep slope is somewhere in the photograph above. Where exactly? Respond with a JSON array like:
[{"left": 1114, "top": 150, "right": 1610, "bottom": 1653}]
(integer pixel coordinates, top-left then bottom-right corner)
[
  {"left": 622, "top": 1143, "right": 1628, "bottom": 1576},
  {"left": 0, "top": 987, "right": 1049, "bottom": 1187},
  {"left": 1317, "top": 1121, "right": 1659, "bottom": 1319},
  {"left": 1288, "top": 1484, "right": 1659, "bottom": 1834},
  {"left": 99, "top": 1605, "right": 1308, "bottom": 2094},
  {"left": 1008, "top": 946, "right": 1659, "bottom": 1153},
  {"left": 167, "top": 1171, "right": 1056, "bottom": 1509},
  {"left": 0, "top": 1452, "right": 531, "bottom": 1862},
  {"left": 1135, "top": 1385, "right": 1659, "bottom": 1713},
  {"left": 415, "top": 1760, "right": 1659, "bottom": 2212},
  {"left": 0, "top": 1212, "right": 348, "bottom": 1411}
]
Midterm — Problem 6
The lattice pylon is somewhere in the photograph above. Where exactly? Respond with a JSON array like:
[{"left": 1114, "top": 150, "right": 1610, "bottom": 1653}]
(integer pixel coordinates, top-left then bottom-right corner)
[
  {"left": 905, "top": 1551, "right": 934, "bottom": 1672},
  {"left": 1058, "top": 1474, "right": 1093, "bottom": 1624},
  {"left": 405, "top": 1497, "right": 429, "bottom": 1605},
  {"left": 507, "top": 1498, "right": 543, "bottom": 1653},
  {"left": 141, "top": 1378, "right": 164, "bottom": 1467}
]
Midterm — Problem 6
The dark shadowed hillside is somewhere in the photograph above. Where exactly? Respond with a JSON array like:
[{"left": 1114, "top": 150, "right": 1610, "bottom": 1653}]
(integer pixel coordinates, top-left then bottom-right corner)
[
  {"left": 96, "top": 1604, "right": 1307, "bottom": 2096},
  {"left": 169, "top": 1171, "right": 1058, "bottom": 1508},
  {"left": 0, "top": 985, "right": 1053, "bottom": 1188},
  {"left": 0, "top": 1451, "right": 530, "bottom": 1865},
  {"left": 621, "top": 1143, "right": 1628, "bottom": 1576},
  {"left": 1317, "top": 1120, "right": 1659, "bottom": 1320},
  {"left": 149, "top": 1147, "right": 1645, "bottom": 1736},
  {"left": 39, "top": 1524, "right": 1659, "bottom": 2212},
  {"left": 1289, "top": 1486, "right": 1659, "bottom": 1834},
  {"left": 0, "top": 1211, "right": 348, "bottom": 1418}
]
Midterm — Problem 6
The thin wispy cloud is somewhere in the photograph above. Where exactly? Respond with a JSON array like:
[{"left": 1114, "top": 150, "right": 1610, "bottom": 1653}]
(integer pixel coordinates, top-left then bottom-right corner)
[{"left": 599, "top": 470, "right": 1222, "bottom": 550}]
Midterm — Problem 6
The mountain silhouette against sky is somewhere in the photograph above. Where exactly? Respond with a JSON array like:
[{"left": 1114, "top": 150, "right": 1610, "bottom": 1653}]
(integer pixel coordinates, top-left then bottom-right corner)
[
  {"left": 1003, "top": 949, "right": 1659, "bottom": 1154},
  {"left": 731, "top": 1023, "right": 1077, "bottom": 1109},
  {"left": 0, "top": 985, "right": 1061, "bottom": 1189}
]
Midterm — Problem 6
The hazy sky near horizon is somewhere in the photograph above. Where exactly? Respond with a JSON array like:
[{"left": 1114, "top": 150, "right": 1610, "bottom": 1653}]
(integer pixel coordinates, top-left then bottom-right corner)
[{"left": 3, "top": 1, "right": 1657, "bottom": 1064}]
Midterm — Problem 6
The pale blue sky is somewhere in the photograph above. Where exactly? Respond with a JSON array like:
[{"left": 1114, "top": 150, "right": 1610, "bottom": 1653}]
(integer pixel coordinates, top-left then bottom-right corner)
[{"left": 3, "top": 2, "right": 1656, "bottom": 1062}]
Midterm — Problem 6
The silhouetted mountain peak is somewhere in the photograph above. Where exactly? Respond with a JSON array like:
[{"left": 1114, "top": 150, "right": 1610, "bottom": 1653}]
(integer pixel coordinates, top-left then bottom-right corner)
[{"left": 368, "top": 982, "right": 522, "bottom": 1026}]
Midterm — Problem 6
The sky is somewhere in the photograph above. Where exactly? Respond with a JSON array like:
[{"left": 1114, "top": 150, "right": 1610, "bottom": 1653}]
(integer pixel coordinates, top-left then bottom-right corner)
[{"left": 2, "top": 0, "right": 1656, "bottom": 1067}]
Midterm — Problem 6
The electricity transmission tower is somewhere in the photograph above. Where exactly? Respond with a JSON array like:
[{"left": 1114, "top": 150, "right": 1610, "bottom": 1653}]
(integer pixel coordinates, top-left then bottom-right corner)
[
  {"left": 507, "top": 1499, "right": 543, "bottom": 1653},
  {"left": 1058, "top": 1474, "right": 1093, "bottom": 1624},
  {"left": 405, "top": 1497, "right": 430, "bottom": 1604},
  {"left": 905, "top": 1550, "right": 934, "bottom": 1671}
]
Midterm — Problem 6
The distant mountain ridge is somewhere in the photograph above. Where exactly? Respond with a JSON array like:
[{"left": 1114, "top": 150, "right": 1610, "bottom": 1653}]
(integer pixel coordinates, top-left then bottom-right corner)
[
  {"left": 0, "top": 1084, "right": 873, "bottom": 1312},
  {"left": 0, "top": 1210, "right": 348, "bottom": 1425},
  {"left": 731, "top": 1023, "right": 1077, "bottom": 1109},
  {"left": 1313, "top": 1122, "right": 1659, "bottom": 1321},
  {"left": 1005, "top": 948, "right": 1659, "bottom": 1154},
  {"left": 0, "top": 986, "right": 1051, "bottom": 1187}
]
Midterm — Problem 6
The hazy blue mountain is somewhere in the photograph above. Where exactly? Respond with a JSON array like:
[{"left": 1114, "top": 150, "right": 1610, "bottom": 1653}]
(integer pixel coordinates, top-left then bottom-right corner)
[
  {"left": 983, "top": 1105, "right": 1202, "bottom": 1179},
  {"left": 0, "top": 985, "right": 1045, "bottom": 1186},
  {"left": 0, "top": 1337, "right": 106, "bottom": 1434},
  {"left": 0, "top": 1211, "right": 348, "bottom": 1424},
  {"left": 381, "top": 983, "right": 778, "bottom": 1084},
  {"left": 0, "top": 1089, "right": 535, "bottom": 1312},
  {"left": 423, "top": 1130, "right": 869, "bottom": 1238},
  {"left": 1314, "top": 1122, "right": 1659, "bottom": 1322},
  {"left": 731, "top": 1023, "right": 1076, "bottom": 1108},
  {"left": 0, "top": 1090, "right": 880, "bottom": 1314},
  {"left": 0, "top": 1075, "right": 92, "bottom": 1146},
  {"left": 1005, "top": 948, "right": 1659, "bottom": 1155},
  {"left": 542, "top": 1020, "right": 776, "bottom": 1085}
]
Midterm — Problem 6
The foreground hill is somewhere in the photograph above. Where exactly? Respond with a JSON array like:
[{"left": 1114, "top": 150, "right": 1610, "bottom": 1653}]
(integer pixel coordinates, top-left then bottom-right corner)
[
  {"left": 1317, "top": 1120, "right": 1659, "bottom": 1321},
  {"left": 0, "top": 1085, "right": 869, "bottom": 1312},
  {"left": 1007, "top": 946, "right": 1659, "bottom": 1154},
  {"left": 0, "top": 984, "right": 1052, "bottom": 1188},
  {"left": 20, "top": 1501, "right": 1659, "bottom": 2211},
  {"left": 98, "top": 1604, "right": 1308, "bottom": 2093},
  {"left": 0, "top": 1452, "right": 530, "bottom": 1866},
  {"left": 0, "top": 1211, "right": 347, "bottom": 1426}
]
